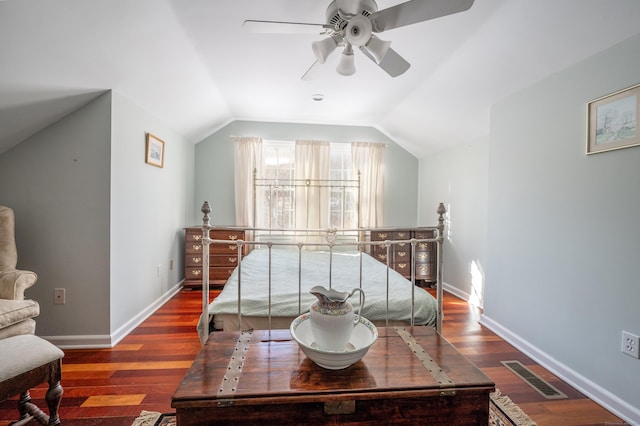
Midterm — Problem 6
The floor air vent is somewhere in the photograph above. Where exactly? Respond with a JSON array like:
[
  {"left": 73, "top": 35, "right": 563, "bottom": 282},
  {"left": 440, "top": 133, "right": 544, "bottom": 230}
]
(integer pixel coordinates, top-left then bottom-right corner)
[{"left": 501, "top": 360, "right": 568, "bottom": 399}]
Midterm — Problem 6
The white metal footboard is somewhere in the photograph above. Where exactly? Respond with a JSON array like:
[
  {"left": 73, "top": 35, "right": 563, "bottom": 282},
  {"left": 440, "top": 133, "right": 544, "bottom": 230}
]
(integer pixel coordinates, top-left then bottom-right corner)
[{"left": 197, "top": 201, "right": 446, "bottom": 344}]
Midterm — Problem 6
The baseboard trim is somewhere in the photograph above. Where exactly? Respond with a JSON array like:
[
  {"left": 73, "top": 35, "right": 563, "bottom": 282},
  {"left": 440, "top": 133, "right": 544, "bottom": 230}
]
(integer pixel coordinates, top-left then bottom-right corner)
[
  {"left": 42, "top": 281, "right": 184, "bottom": 349},
  {"left": 110, "top": 282, "right": 184, "bottom": 347},
  {"left": 40, "top": 334, "right": 113, "bottom": 349},
  {"left": 442, "top": 281, "right": 470, "bottom": 303},
  {"left": 480, "top": 314, "right": 640, "bottom": 425}
]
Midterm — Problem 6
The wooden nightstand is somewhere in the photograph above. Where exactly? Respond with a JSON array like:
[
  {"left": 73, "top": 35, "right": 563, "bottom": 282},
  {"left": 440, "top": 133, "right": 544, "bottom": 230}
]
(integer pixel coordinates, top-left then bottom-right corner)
[
  {"left": 183, "top": 227, "right": 245, "bottom": 289},
  {"left": 370, "top": 228, "right": 436, "bottom": 284}
]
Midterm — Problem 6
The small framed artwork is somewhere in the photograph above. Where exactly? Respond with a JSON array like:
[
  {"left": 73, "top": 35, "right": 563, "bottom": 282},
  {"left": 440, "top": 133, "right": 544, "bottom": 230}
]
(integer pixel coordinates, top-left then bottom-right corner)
[
  {"left": 145, "top": 133, "right": 165, "bottom": 167},
  {"left": 587, "top": 83, "right": 640, "bottom": 154}
]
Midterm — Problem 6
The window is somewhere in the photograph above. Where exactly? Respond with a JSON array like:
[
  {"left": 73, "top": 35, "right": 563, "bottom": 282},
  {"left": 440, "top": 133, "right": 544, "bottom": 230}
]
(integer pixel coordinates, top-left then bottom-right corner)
[
  {"left": 234, "top": 137, "right": 384, "bottom": 230},
  {"left": 259, "top": 141, "right": 295, "bottom": 229},
  {"left": 255, "top": 140, "right": 357, "bottom": 229},
  {"left": 329, "top": 143, "right": 358, "bottom": 229}
]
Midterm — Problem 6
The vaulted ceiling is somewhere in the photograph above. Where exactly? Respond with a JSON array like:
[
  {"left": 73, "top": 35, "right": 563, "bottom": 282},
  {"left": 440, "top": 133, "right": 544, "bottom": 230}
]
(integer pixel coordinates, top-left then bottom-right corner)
[{"left": 2, "top": 0, "right": 640, "bottom": 158}]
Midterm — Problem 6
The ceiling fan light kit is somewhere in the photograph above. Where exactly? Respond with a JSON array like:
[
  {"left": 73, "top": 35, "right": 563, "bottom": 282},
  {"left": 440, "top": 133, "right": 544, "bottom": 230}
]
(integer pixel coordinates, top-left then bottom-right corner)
[
  {"left": 312, "top": 36, "right": 339, "bottom": 64},
  {"left": 245, "top": 0, "right": 475, "bottom": 78},
  {"left": 362, "top": 34, "right": 391, "bottom": 64},
  {"left": 337, "top": 44, "right": 356, "bottom": 76}
]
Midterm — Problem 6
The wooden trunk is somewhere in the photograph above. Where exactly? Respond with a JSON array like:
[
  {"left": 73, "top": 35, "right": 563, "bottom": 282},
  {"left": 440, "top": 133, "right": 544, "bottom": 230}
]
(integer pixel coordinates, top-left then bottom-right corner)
[{"left": 172, "top": 326, "right": 494, "bottom": 425}]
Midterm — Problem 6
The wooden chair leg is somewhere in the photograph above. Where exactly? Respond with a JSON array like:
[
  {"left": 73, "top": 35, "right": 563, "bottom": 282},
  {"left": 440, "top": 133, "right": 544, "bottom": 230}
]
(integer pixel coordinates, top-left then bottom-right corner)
[
  {"left": 13, "top": 379, "right": 62, "bottom": 426},
  {"left": 45, "top": 380, "right": 62, "bottom": 425},
  {"left": 18, "top": 390, "right": 31, "bottom": 420}
]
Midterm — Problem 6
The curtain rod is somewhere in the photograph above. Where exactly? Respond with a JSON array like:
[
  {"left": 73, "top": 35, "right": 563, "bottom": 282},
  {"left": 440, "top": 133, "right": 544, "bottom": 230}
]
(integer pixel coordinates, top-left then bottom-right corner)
[{"left": 230, "top": 136, "right": 388, "bottom": 147}]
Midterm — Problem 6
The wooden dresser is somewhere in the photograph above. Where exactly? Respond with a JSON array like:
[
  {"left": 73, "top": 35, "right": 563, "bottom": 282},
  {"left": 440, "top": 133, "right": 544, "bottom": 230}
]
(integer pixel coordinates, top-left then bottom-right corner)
[
  {"left": 183, "top": 227, "right": 245, "bottom": 289},
  {"left": 370, "top": 228, "right": 437, "bottom": 284}
]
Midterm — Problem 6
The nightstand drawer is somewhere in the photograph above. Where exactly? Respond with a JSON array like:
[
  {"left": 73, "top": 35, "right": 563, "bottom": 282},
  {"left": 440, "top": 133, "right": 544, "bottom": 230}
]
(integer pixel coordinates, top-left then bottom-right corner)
[
  {"left": 394, "top": 262, "right": 410, "bottom": 275},
  {"left": 209, "top": 229, "right": 244, "bottom": 241},
  {"left": 415, "top": 251, "right": 431, "bottom": 262},
  {"left": 185, "top": 242, "right": 204, "bottom": 253},
  {"left": 416, "top": 263, "right": 433, "bottom": 279},
  {"left": 210, "top": 243, "right": 241, "bottom": 254},
  {"left": 185, "top": 254, "right": 204, "bottom": 267},
  {"left": 212, "top": 254, "right": 238, "bottom": 267},
  {"left": 414, "top": 230, "right": 435, "bottom": 240},
  {"left": 394, "top": 249, "right": 409, "bottom": 260},
  {"left": 210, "top": 267, "right": 237, "bottom": 281}
]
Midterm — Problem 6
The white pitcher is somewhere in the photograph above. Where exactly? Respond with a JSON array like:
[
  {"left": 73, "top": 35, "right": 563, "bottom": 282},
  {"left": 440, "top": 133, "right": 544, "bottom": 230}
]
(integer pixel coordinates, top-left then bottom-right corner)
[{"left": 309, "top": 285, "right": 365, "bottom": 351}]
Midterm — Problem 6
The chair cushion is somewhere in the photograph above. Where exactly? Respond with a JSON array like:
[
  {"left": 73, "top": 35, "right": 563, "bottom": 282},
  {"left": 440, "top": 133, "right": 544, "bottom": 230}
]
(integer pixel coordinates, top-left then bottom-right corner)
[
  {"left": 0, "top": 299, "right": 39, "bottom": 329},
  {"left": 0, "top": 335, "right": 64, "bottom": 382},
  {"left": 0, "top": 319, "right": 35, "bottom": 340}
]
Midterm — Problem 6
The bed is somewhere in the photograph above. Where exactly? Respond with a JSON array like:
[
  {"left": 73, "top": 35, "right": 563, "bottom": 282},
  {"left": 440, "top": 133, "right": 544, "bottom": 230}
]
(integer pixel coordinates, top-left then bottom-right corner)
[
  {"left": 195, "top": 175, "right": 446, "bottom": 344},
  {"left": 209, "top": 246, "right": 438, "bottom": 331}
]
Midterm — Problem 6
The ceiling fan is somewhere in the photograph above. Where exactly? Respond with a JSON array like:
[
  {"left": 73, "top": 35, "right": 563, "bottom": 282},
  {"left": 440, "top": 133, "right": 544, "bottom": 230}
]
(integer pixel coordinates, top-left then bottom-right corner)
[{"left": 243, "top": 0, "right": 475, "bottom": 79}]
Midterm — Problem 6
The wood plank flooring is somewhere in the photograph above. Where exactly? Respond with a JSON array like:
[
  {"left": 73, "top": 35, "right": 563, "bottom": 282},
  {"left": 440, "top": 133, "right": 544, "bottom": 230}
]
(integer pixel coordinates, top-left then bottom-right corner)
[{"left": 0, "top": 289, "right": 627, "bottom": 425}]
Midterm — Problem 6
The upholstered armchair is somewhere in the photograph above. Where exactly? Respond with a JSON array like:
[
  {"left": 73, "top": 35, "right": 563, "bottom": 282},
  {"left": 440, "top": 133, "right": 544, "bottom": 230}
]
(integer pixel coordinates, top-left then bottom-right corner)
[{"left": 0, "top": 206, "right": 40, "bottom": 339}]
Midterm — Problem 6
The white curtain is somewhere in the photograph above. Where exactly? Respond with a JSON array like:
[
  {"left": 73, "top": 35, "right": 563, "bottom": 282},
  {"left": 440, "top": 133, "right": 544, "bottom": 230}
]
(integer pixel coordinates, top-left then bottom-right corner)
[
  {"left": 352, "top": 142, "right": 385, "bottom": 228},
  {"left": 294, "top": 140, "right": 330, "bottom": 234},
  {"left": 233, "top": 136, "right": 263, "bottom": 227}
]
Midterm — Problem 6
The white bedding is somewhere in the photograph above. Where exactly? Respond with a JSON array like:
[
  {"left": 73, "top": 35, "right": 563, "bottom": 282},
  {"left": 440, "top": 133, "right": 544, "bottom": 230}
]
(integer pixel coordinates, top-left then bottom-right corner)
[{"left": 203, "top": 248, "right": 437, "bottom": 333}]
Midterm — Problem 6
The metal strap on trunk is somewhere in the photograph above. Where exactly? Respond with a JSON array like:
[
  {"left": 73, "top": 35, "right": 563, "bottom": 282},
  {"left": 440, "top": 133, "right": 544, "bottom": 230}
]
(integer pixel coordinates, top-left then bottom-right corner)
[
  {"left": 217, "top": 330, "right": 253, "bottom": 405},
  {"left": 394, "top": 327, "right": 455, "bottom": 395}
]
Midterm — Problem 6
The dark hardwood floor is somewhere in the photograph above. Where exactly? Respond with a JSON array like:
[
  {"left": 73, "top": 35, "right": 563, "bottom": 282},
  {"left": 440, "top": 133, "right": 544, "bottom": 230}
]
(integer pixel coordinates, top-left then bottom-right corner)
[{"left": 0, "top": 289, "right": 627, "bottom": 425}]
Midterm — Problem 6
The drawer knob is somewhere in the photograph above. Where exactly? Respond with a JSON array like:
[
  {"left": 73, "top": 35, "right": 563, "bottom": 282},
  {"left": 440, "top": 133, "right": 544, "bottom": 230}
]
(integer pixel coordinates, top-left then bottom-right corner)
[
  {"left": 378, "top": 233, "right": 387, "bottom": 239},
  {"left": 397, "top": 252, "right": 407, "bottom": 257},
  {"left": 192, "top": 244, "right": 202, "bottom": 251},
  {"left": 193, "top": 235, "right": 202, "bottom": 241},
  {"left": 228, "top": 257, "right": 237, "bottom": 263},
  {"left": 191, "top": 270, "right": 202, "bottom": 276},
  {"left": 192, "top": 257, "right": 202, "bottom": 264},
  {"left": 229, "top": 235, "right": 238, "bottom": 240},
  {"left": 398, "top": 263, "right": 407, "bottom": 268},
  {"left": 228, "top": 244, "right": 236, "bottom": 250}
]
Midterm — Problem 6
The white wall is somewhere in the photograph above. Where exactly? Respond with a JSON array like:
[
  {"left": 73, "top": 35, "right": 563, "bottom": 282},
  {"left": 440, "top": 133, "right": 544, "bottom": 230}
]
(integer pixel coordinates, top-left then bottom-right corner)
[
  {"left": 0, "top": 92, "right": 112, "bottom": 338},
  {"left": 109, "top": 92, "right": 194, "bottom": 338},
  {"left": 484, "top": 34, "right": 640, "bottom": 422},
  {"left": 194, "top": 120, "right": 419, "bottom": 227},
  {"left": 418, "top": 138, "right": 489, "bottom": 305},
  {"left": 0, "top": 91, "right": 195, "bottom": 347}
]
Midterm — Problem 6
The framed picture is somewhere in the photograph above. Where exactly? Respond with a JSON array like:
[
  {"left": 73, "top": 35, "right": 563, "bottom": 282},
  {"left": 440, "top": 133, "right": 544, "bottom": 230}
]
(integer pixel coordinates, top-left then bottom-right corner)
[
  {"left": 587, "top": 83, "right": 640, "bottom": 154},
  {"left": 145, "top": 133, "right": 165, "bottom": 167}
]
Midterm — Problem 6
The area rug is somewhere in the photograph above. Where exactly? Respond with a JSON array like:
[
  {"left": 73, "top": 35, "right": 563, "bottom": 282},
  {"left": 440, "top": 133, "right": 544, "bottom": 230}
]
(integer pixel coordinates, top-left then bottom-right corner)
[
  {"left": 490, "top": 389, "right": 537, "bottom": 426},
  {"left": 131, "top": 411, "right": 174, "bottom": 426},
  {"left": 133, "top": 389, "right": 536, "bottom": 426}
]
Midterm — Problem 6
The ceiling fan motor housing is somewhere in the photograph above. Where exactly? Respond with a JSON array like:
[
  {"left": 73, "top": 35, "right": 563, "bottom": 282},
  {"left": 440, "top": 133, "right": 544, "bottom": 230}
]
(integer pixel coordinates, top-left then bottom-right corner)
[
  {"left": 345, "top": 15, "right": 372, "bottom": 46},
  {"left": 326, "top": 0, "right": 378, "bottom": 32}
]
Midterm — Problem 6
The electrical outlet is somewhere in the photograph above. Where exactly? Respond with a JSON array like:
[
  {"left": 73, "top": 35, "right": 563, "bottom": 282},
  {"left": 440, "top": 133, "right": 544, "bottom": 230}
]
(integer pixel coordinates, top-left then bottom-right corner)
[
  {"left": 170, "top": 259, "right": 174, "bottom": 270},
  {"left": 54, "top": 288, "right": 65, "bottom": 305},
  {"left": 622, "top": 331, "right": 640, "bottom": 358}
]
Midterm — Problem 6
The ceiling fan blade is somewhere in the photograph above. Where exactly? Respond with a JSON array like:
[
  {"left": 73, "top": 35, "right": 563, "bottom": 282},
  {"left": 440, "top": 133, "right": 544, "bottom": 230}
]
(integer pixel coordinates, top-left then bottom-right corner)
[
  {"left": 370, "top": 0, "right": 474, "bottom": 32},
  {"left": 336, "top": 0, "right": 363, "bottom": 17},
  {"left": 361, "top": 47, "right": 410, "bottom": 77},
  {"left": 243, "top": 20, "right": 330, "bottom": 34}
]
